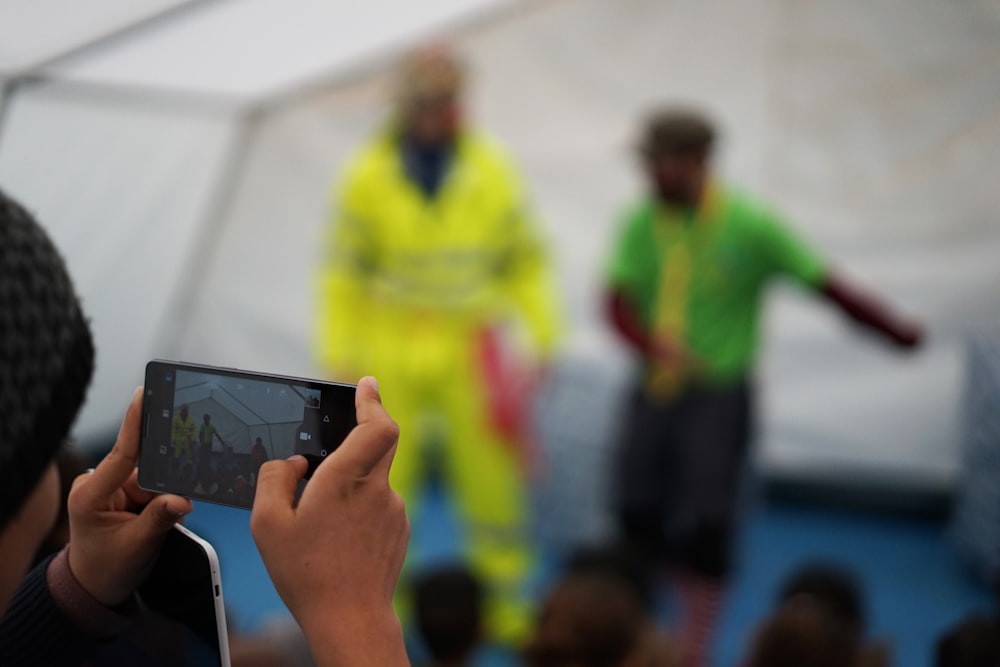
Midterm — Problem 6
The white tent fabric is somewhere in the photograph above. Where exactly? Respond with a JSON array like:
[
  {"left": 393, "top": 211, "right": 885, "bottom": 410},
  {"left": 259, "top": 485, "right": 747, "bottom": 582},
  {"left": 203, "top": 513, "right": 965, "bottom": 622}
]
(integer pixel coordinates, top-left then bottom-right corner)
[
  {"left": 34, "top": 0, "right": 518, "bottom": 105},
  {"left": 0, "top": 0, "right": 190, "bottom": 74},
  {"left": 1, "top": 0, "right": 998, "bottom": 493},
  {"left": 0, "top": 84, "right": 239, "bottom": 442}
]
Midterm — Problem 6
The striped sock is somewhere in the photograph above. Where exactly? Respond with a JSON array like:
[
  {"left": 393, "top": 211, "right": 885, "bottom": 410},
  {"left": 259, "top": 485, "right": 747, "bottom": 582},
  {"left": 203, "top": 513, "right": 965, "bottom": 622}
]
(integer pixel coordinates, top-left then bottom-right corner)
[{"left": 675, "top": 573, "right": 725, "bottom": 667}]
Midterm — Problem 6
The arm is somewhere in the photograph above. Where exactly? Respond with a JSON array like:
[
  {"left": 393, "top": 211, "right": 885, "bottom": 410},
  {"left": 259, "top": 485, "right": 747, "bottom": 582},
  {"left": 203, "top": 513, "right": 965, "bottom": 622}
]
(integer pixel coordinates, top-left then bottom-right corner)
[
  {"left": 252, "top": 377, "right": 410, "bottom": 667},
  {"left": 818, "top": 272, "right": 923, "bottom": 350},
  {"left": 606, "top": 287, "right": 653, "bottom": 356},
  {"left": 0, "top": 551, "right": 132, "bottom": 666},
  {"left": 605, "top": 287, "right": 700, "bottom": 371}
]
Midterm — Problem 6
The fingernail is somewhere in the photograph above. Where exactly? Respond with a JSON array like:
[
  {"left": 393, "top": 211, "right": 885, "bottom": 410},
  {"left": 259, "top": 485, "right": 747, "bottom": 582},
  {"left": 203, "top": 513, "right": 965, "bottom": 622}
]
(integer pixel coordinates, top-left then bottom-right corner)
[
  {"left": 287, "top": 454, "right": 306, "bottom": 462},
  {"left": 367, "top": 376, "right": 379, "bottom": 393}
]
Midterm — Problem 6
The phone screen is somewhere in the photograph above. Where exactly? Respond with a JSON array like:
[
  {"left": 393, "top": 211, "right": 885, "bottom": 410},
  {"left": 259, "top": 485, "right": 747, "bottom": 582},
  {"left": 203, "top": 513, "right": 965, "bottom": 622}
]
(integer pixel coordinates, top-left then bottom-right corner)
[
  {"left": 137, "top": 525, "right": 229, "bottom": 667},
  {"left": 139, "top": 360, "right": 357, "bottom": 510}
]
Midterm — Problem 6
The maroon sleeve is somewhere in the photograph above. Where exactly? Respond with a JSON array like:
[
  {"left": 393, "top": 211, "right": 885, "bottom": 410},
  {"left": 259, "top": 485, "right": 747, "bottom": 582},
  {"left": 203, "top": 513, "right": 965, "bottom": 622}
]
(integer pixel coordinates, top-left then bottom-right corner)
[
  {"left": 0, "top": 547, "right": 138, "bottom": 666},
  {"left": 606, "top": 288, "right": 654, "bottom": 356},
  {"left": 819, "top": 272, "right": 923, "bottom": 349}
]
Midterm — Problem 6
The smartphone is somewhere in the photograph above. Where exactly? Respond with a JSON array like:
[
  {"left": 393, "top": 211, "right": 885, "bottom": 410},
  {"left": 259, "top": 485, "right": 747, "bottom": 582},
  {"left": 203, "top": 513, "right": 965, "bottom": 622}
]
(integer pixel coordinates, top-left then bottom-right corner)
[
  {"left": 139, "top": 359, "right": 357, "bottom": 510},
  {"left": 136, "top": 523, "right": 231, "bottom": 667}
]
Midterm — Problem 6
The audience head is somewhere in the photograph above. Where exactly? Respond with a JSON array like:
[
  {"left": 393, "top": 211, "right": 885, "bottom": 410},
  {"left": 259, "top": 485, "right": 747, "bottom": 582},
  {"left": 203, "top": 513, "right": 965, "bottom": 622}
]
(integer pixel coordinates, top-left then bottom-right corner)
[
  {"left": 565, "top": 542, "right": 656, "bottom": 614},
  {"left": 523, "top": 570, "right": 648, "bottom": 667},
  {"left": 746, "top": 597, "right": 857, "bottom": 667},
  {"left": 934, "top": 613, "right": 1000, "bottom": 667},
  {"left": 0, "top": 187, "right": 95, "bottom": 607},
  {"left": 778, "top": 561, "right": 867, "bottom": 640},
  {"left": 413, "top": 563, "right": 483, "bottom": 665}
]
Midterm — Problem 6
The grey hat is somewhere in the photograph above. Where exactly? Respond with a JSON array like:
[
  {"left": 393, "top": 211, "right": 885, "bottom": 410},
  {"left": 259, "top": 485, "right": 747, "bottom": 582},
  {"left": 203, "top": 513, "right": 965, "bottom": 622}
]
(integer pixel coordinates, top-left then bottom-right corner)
[{"left": 0, "top": 189, "right": 94, "bottom": 531}]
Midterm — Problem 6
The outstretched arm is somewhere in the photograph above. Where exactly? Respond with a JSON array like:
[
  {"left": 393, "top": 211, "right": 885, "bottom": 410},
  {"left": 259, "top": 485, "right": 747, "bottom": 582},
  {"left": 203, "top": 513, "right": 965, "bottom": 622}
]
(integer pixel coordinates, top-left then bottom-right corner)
[{"left": 818, "top": 272, "right": 924, "bottom": 350}]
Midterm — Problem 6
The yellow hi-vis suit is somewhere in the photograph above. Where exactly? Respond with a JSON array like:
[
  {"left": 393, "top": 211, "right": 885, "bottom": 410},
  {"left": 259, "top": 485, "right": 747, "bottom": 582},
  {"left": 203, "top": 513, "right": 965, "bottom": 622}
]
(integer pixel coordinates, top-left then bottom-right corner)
[{"left": 316, "top": 129, "right": 561, "bottom": 645}]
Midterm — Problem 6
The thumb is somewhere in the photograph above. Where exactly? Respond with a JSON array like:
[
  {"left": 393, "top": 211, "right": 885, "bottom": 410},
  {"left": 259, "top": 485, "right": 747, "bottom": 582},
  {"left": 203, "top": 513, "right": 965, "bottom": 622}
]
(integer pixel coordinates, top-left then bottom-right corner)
[
  {"left": 251, "top": 456, "right": 309, "bottom": 534},
  {"left": 134, "top": 493, "right": 192, "bottom": 536},
  {"left": 329, "top": 376, "right": 399, "bottom": 479}
]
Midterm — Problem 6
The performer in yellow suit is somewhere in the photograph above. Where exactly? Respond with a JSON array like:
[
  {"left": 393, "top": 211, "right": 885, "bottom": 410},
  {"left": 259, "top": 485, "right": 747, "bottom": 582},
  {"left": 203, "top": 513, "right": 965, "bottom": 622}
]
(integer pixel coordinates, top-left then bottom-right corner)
[{"left": 316, "top": 45, "right": 561, "bottom": 645}]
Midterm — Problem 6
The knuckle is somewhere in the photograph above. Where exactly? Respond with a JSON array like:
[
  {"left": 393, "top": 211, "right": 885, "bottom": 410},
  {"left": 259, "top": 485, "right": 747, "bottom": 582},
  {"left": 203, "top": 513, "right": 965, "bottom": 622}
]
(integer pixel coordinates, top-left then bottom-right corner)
[{"left": 371, "top": 416, "right": 400, "bottom": 447}]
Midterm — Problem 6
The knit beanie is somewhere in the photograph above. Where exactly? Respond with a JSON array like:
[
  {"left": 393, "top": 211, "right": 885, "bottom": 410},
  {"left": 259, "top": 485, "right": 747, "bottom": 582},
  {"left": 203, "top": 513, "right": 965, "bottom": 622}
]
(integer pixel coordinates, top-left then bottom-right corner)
[{"left": 0, "top": 188, "right": 94, "bottom": 531}]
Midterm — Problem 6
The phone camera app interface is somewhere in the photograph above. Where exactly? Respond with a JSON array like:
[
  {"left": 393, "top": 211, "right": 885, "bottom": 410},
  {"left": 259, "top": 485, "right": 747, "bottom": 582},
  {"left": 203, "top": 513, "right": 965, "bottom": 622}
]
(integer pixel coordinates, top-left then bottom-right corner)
[{"left": 155, "top": 370, "right": 321, "bottom": 505}]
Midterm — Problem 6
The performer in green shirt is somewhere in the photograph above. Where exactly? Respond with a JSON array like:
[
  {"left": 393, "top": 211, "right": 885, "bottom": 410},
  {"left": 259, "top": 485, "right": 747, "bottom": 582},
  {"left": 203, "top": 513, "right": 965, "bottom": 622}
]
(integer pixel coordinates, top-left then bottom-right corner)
[{"left": 605, "top": 107, "right": 923, "bottom": 667}]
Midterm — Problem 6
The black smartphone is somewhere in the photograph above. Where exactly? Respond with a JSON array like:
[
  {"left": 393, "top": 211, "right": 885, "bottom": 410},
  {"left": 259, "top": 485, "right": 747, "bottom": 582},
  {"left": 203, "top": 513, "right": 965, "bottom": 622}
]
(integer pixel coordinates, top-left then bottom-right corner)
[
  {"left": 139, "top": 359, "right": 357, "bottom": 510},
  {"left": 137, "top": 523, "right": 230, "bottom": 667}
]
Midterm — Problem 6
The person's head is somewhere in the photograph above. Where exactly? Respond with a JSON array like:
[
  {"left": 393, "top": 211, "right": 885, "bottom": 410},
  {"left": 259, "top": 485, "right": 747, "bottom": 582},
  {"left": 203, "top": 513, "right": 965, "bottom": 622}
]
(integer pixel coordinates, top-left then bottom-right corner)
[
  {"left": 565, "top": 543, "right": 656, "bottom": 614},
  {"left": 934, "top": 614, "right": 1000, "bottom": 667},
  {"left": 746, "top": 597, "right": 857, "bottom": 667},
  {"left": 637, "top": 107, "right": 715, "bottom": 208},
  {"left": 0, "top": 188, "right": 95, "bottom": 609},
  {"left": 203, "top": 413, "right": 211, "bottom": 424},
  {"left": 179, "top": 403, "right": 188, "bottom": 419},
  {"left": 255, "top": 437, "right": 263, "bottom": 445},
  {"left": 394, "top": 44, "right": 465, "bottom": 147},
  {"left": 524, "top": 571, "right": 648, "bottom": 667},
  {"left": 778, "top": 562, "right": 867, "bottom": 641},
  {"left": 413, "top": 563, "right": 483, "bottom": 665}
]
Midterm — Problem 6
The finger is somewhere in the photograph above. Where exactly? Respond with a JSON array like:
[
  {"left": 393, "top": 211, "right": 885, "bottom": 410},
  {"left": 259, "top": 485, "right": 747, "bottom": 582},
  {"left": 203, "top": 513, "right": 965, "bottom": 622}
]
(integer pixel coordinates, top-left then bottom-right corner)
[
  {"left": 131, "top": 493, "right": 192, "bottom": 540},
  {"left": 367, "top": 440, "right": 399, "bottom": 481},
  {"left": 83, "top": 387, "right": 145, "bottom": 501},
  {"left": 251, "top": 456, "right": 309, "bottom": 534},
  {"left": 323, "top": 377, "right": 400, "bottom": 479},
  {"left": 122, "top": 469, "right": 159, "bottom": 507}
]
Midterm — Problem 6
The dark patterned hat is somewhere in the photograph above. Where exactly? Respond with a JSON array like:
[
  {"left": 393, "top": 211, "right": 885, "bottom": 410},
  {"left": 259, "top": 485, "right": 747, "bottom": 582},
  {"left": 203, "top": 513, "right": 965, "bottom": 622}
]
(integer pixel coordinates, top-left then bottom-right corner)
[{"left": 0, "top": 188, "right": 94, "bottom": 531}]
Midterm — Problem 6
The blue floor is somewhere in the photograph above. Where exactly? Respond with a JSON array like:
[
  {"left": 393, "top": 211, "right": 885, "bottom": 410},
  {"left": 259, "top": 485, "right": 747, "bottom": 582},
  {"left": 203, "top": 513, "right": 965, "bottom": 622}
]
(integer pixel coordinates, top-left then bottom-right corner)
[{"left": 186, "top": 488, "right": 993, "bottom": 667}]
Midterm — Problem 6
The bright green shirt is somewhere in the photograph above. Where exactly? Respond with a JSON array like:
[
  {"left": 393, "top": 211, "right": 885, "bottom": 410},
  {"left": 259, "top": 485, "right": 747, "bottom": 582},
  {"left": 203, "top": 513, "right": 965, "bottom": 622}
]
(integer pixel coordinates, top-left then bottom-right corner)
[
  {"left": 607, "top": 187, "right": 826, "bottom": 385},
  {"left": 199, "top": 422, "right": 218, "bottom": 447}
]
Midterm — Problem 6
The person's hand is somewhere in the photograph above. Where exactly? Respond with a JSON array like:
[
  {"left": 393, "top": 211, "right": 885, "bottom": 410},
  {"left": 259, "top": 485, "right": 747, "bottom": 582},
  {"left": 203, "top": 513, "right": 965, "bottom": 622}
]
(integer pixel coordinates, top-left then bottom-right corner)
[
  {"left": 67, "top": 387, "right": 193, "bottom": 606},
  {"left": 650, "top": 333, "right": 702, "bottom": 374},
  {"left": 251, "top": 377, "right": 410, "bottom": 666},
  {"left": 888, "top": 316, "right": 925, "bottom": 350}
]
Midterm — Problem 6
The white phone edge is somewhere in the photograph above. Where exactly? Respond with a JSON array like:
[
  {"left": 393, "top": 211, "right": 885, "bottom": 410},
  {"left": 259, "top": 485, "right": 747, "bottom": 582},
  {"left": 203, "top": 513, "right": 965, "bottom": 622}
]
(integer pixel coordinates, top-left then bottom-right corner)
[{"left": 173, "top": 523, "right": 232, "bottom": 667}]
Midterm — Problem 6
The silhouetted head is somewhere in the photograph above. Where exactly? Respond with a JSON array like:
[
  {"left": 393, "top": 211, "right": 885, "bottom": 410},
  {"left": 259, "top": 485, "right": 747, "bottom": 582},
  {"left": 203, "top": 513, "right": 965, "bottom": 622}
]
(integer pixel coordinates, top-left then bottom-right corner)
[
  {"left": 524, "top": 571, "right": 647, "bottom": 667},
  {"left": 935, "top": 614, "right": 1000, "bottom": 667},
  {"left": 779, "top": 562, "right": 867, "bottom": 640},
  {"left": 0, "top": 187, "right": 94, "bottom": 608},
  {"left": 747, "top": 597, "right": 856, "bottom": 667},
  {"left": 414, "top": 563, "right": 483, "bottom": 663}
]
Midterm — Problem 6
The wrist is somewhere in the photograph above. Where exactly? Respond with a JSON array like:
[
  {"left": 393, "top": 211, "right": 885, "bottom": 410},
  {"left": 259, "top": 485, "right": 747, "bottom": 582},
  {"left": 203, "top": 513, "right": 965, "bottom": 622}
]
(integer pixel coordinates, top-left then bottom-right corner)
[{"left": 299, "top": 605, "right": 408, "bottom": 666}]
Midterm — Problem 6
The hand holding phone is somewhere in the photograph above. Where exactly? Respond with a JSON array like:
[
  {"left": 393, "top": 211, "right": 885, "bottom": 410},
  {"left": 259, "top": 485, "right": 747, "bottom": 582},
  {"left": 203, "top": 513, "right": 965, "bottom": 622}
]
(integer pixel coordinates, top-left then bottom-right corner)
[
  {"left": 251, "top": 377, "right": 410, "bottom": 666},
  {"left": 68, "top": 387, "right": 193, "bottom": 607},
  {"left": 138, "top": 360, "right": 357, "bottom": 510}
]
